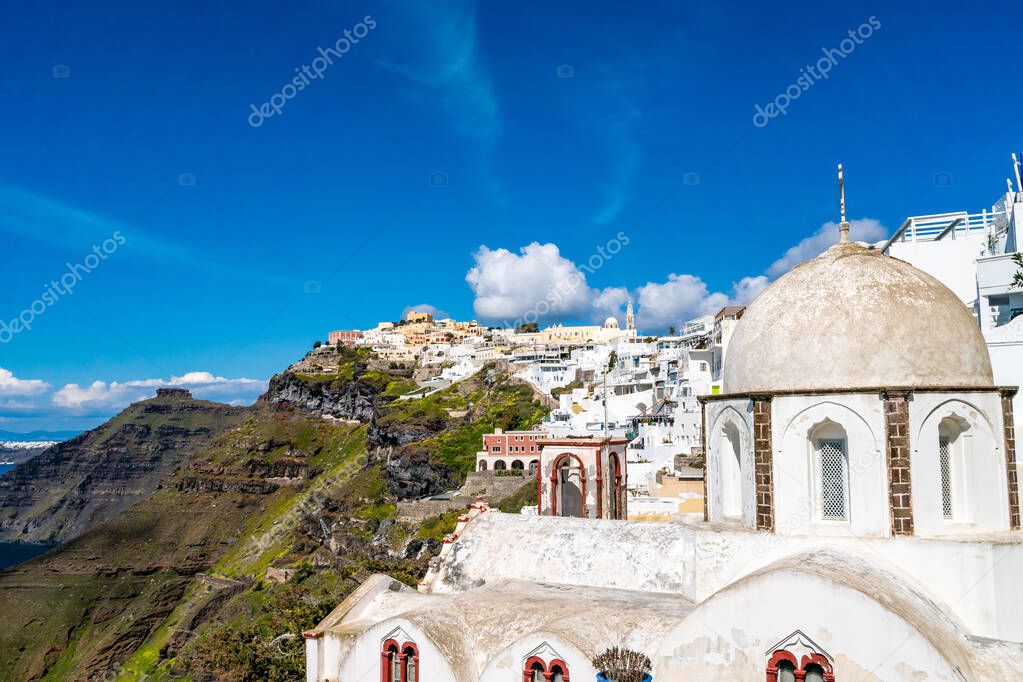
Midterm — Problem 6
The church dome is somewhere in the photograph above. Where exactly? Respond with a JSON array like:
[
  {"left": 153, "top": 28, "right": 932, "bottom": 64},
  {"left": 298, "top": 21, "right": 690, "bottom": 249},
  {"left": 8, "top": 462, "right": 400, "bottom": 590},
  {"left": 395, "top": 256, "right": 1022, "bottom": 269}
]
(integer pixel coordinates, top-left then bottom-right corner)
[
  {"left": 604, "top": 316, "right": 620, "bottom": 329},
  {"left": 723, "top": 241, "right": 994, "bottom": 393}
]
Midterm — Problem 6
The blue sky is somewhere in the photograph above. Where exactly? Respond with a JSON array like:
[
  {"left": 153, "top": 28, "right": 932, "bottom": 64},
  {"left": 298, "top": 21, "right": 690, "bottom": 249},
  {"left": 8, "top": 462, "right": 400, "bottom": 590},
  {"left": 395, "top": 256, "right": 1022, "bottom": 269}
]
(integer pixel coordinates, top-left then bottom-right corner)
[{"left": 1, "top": 0, "right": 1021, "bottom": 432}]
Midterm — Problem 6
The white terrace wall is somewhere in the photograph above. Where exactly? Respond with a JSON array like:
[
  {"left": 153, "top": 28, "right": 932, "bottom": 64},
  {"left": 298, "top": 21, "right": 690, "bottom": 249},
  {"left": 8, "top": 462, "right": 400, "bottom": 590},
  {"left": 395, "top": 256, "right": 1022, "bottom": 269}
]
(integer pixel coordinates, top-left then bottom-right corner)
[{"left": 433, "top": 514, "right": 1023, "bottom": 642}]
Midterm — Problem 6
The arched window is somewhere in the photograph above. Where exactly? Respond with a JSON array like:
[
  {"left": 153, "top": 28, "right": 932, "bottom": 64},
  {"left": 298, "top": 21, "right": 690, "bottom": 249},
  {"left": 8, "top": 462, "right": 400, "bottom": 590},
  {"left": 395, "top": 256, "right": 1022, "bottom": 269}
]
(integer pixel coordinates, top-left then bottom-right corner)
[
  {"left": 805, "top": 663, "right": 826, "bottom": 682},
  {"left": 811, "top": 421, "right": 848, "bottom": 521},
  {"left": 552, "top": 455, "right": 585, "bottom": 517},
  {"left": 608, "top": 452, "right": 624, "bottom": 520},
  {"left": 937, "top": 416, "right": 970, "bottom": 521},
  {"left": 381, "top": 638, "right": 419, "bottom": 682},
  {"left": 767, "top": 650, "right": 834, "bottom": 681},
  {"left": 721, "top": 421, "right": 743, "bottom": 519},
  {"left": 549, "top": 659, "right": 569, "bottom": 681},
  {"left": 381, "top": 640, "right": 400, "bottom": 682},
  {"left": 402, "top": 643, "right": 419, "bottom": 682}
]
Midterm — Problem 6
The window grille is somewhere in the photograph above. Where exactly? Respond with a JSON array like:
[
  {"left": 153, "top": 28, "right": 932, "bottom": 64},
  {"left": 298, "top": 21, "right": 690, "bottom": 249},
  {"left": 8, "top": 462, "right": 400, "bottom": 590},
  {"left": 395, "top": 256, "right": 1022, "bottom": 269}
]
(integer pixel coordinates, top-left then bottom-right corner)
[
  {"left": 817, "top": 439, "right": 847, "bottom": 520},
  {"left": 939, "top": 436, "right": 953, "bottom": 519}
]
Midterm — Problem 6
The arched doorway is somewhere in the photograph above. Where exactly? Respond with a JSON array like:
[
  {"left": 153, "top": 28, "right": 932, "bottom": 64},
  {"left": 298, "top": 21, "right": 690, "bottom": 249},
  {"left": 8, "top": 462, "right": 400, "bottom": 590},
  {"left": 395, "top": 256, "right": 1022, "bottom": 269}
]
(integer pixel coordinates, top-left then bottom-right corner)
[
  {"left": 529, "top": 460, "right": 539, "bottom": 476},
  {"left": 495, "top": 460, "right": 507, "bottom": 471},
  {"left": 478, "top": 460, "right": 488, "bottom": 471},
  {"left": 608, "top": 452, "right": 624, "bottom": 520},
  {"left": 511, "top": 459, "right": 524, "bottom": 470},
  {"left": 551, "top": 454, "right": 585, "bottom": 517},
  {"left": 721, "top": 421, "right": 743, "bottom": 519}
]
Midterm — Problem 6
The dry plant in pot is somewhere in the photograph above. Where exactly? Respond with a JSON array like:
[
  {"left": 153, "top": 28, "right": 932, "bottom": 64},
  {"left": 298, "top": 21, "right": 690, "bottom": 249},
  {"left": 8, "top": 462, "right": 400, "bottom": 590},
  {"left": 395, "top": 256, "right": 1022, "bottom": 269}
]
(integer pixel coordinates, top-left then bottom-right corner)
[{"left": 592, "top": 646, "right": 653, "bottom": 682}]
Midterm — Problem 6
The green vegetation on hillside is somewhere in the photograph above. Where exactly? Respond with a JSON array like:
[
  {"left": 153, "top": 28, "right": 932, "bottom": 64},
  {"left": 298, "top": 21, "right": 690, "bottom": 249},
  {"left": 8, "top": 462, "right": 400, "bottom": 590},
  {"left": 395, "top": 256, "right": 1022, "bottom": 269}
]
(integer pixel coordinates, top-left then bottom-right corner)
[{"left": 0, "top": 358, "right": 548, "bottom": 682}]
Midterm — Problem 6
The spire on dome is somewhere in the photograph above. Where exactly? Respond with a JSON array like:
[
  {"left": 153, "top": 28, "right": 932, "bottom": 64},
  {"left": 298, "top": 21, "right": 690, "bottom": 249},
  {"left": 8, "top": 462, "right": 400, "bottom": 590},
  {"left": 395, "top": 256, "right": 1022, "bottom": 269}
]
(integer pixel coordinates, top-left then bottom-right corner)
[{"left": 838, "top": 163, "right": 850, "bottom": 243}]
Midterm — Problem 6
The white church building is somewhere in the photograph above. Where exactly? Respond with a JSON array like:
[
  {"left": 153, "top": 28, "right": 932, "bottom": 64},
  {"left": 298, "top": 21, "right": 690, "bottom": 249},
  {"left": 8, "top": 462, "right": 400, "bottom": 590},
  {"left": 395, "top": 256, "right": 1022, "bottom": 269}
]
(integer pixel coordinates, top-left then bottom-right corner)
[{"left": 304, "top": 206, "right": 1023, "bottom": 680}]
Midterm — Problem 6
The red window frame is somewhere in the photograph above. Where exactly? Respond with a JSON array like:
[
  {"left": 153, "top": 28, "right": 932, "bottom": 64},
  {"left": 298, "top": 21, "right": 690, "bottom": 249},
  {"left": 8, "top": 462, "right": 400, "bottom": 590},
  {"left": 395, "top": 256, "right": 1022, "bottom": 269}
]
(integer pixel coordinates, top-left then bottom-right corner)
[{"left": 766, "top": 650, "right": 835, "bottom": 681}]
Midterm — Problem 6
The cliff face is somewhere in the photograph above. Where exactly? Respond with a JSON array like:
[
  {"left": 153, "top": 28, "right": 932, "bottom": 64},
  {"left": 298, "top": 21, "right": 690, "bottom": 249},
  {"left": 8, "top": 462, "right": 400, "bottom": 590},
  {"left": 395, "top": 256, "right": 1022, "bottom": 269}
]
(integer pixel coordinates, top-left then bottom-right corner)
[
  {"left": 0, "top": 389, "right": 248, "bottom": 545},
  {"left": 265, "top": 371, "right": 377, "bottom": 420}
]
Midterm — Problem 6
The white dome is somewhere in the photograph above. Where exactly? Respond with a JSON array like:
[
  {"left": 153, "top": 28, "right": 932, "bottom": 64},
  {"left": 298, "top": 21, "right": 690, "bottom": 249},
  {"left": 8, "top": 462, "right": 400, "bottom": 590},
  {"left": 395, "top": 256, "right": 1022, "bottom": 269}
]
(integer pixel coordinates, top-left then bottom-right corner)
[
  {"left": 604, "top": 316, "right": 620, "bottom": 329},
  {"left": 723, "top": 241, "right": 994, "bottom": 393}
]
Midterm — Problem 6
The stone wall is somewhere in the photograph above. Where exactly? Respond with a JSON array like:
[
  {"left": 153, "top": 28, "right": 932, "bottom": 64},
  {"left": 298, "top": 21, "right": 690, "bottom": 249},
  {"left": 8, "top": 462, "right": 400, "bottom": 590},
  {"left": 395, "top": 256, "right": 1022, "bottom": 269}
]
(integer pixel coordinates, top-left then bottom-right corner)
[
  {"left": 1002, "top": 389, "right": 1020, "bottom": 530},
  {"left": 883, "top": 391, "right": 914, "bottom": 536},
  {"left": 752, "top": 397, "right": 774, "bottom": 532}
]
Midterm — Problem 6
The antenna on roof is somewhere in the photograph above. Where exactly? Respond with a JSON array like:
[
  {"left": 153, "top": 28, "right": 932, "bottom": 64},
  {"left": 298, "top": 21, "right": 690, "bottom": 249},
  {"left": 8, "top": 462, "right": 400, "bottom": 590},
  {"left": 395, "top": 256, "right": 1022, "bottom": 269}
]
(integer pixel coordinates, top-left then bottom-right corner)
[{"left": 838, "top": 163, "right": 850, "bottom": 243}]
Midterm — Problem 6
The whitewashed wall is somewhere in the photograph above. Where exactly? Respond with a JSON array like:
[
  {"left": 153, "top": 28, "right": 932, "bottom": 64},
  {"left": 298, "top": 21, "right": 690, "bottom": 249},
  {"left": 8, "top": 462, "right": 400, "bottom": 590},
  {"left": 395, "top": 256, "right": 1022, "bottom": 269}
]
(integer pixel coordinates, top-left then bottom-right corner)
[
  {"left": 704, "top": 399, "right": 755, "bottom": 528},
  {"left": 908, "top": 391, "right": 1008, "bottom": 536},
  {"left": 479, "top": 633, "right": 594, "bottom": 682},
  {"left": 772, "top": 394, "right": 888, "bottom": 538}
]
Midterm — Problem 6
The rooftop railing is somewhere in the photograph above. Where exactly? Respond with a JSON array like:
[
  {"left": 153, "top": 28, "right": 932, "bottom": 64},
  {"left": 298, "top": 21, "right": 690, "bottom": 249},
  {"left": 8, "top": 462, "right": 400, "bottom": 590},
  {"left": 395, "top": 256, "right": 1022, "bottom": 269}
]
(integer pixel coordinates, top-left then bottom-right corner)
[{"left": 883, "top": 208, "right": 1008, "bottom": 252}]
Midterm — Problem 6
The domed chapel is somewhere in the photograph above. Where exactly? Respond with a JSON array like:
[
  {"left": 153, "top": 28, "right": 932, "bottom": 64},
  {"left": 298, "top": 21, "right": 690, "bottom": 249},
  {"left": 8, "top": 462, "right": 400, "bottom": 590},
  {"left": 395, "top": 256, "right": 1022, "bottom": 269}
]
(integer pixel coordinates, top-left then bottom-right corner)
[{"left": 304, "top": 176, "right": 1023, "bottom": 681}]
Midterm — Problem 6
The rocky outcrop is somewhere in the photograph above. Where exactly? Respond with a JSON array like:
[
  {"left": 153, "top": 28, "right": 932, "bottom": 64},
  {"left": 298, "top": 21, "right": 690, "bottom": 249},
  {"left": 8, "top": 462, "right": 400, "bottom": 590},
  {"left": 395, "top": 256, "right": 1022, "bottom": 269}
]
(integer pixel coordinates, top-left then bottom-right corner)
[
  {"left": 0, "top": 391, "right": 248, "bottom": 545},
  {"left": 384, "top": 446, "right": 459, "bottom": 500},
  {"left": 265, "top": 371, "right": 377, "bottom": 421}
]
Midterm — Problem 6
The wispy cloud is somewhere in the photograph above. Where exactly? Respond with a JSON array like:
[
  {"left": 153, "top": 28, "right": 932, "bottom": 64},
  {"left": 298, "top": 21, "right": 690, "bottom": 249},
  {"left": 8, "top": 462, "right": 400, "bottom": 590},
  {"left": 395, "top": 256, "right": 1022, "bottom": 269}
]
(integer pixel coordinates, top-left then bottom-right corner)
[
  {"left": 377, "top": 1, "right": 503, "bottom": 197},
  {"left": 593, "top": 124, "right": 641, "bottom": 224},
  {"left": 767, "top": 217, "right": 887, "bottom": 277},
  {"left": 379, "top": 2, "right": 500, "bottom": 141},
  {"left": 0, "top": 183, "right": 296, "bottom": 286},
  {"left": 588, "top": 66, "right": 644, "bottom": 225}
]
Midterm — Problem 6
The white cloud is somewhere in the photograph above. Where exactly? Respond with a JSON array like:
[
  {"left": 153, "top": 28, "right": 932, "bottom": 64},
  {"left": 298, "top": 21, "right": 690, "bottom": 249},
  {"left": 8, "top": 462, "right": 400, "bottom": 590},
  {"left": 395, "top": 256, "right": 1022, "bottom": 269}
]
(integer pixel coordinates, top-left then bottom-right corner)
[
  {"left": 465, "top": 217, "right": 877, "bottom": 334},
  {"left": 0, "top": 368, "right": 50, "bottom": 397},
  {"left": 51, "top": 373, "right": 266, "bottom": 412},
  {"left": 465, "top": 241, "right": 769, "bottom": 333},
  {"left": 631, "top": 274, "right": 766, "bottom": 332},
  {"left": 466, "top": 243, "right": 594, "bottom": 323},
  {"left": 767, "top": 218, "right": 887, "bottom": 277}
]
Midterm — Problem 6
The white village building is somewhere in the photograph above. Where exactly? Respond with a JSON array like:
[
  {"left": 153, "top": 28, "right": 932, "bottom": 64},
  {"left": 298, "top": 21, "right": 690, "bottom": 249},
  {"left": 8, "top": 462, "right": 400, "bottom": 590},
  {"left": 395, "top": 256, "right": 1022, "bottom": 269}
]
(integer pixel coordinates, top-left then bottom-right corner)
[
  {"left": 882, "top": 154, "right": 1023, "bottom": 420},
  {"left": 304, "top": 197, "right": 1023, "bottom": 680}
]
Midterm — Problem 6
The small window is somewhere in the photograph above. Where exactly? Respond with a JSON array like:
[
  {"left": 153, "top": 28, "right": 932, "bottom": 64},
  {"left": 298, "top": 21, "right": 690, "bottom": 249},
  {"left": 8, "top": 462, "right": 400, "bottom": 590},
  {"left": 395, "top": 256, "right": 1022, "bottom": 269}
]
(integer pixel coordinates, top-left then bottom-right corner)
[
  {"left": 817, "top": 438, "right": 848, "bottom": 520},
  {"left": 939, "top": 436, "right": 953, "bottom": 519}
]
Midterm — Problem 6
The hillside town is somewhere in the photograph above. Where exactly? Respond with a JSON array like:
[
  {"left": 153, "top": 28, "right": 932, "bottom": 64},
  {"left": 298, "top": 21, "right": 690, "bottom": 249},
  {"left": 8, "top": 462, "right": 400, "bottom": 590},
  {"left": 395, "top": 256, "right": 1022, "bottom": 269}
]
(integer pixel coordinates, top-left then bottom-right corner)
[
  {"left": 317, "top": 159, "right": 1023, "bottom": 526},
  {"left": 306, "top": 156, "right": 1023, "bottom": 681}
]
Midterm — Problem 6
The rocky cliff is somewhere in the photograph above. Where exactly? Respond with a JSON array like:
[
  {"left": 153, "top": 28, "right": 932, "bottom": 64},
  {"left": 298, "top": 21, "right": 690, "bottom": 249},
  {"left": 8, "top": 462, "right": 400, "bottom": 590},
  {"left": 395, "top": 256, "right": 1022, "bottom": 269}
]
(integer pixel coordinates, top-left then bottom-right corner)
[
  {"left": 0, "top": 388, "right": 248, "bottom": 545},
  {"left": 0, "top": 354, "right": 546, "bottom": 681}
]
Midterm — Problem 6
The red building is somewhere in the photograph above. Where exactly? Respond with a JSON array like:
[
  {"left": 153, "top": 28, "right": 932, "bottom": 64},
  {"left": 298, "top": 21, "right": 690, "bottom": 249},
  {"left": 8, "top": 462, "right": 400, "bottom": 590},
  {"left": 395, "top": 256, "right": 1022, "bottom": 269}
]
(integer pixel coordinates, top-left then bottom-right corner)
[
  {"left": 475, "top": 428, "right": 548, "bottom": 473},
  {"left": 328, "top": 330, "right": 364, "bottom": 346}
]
